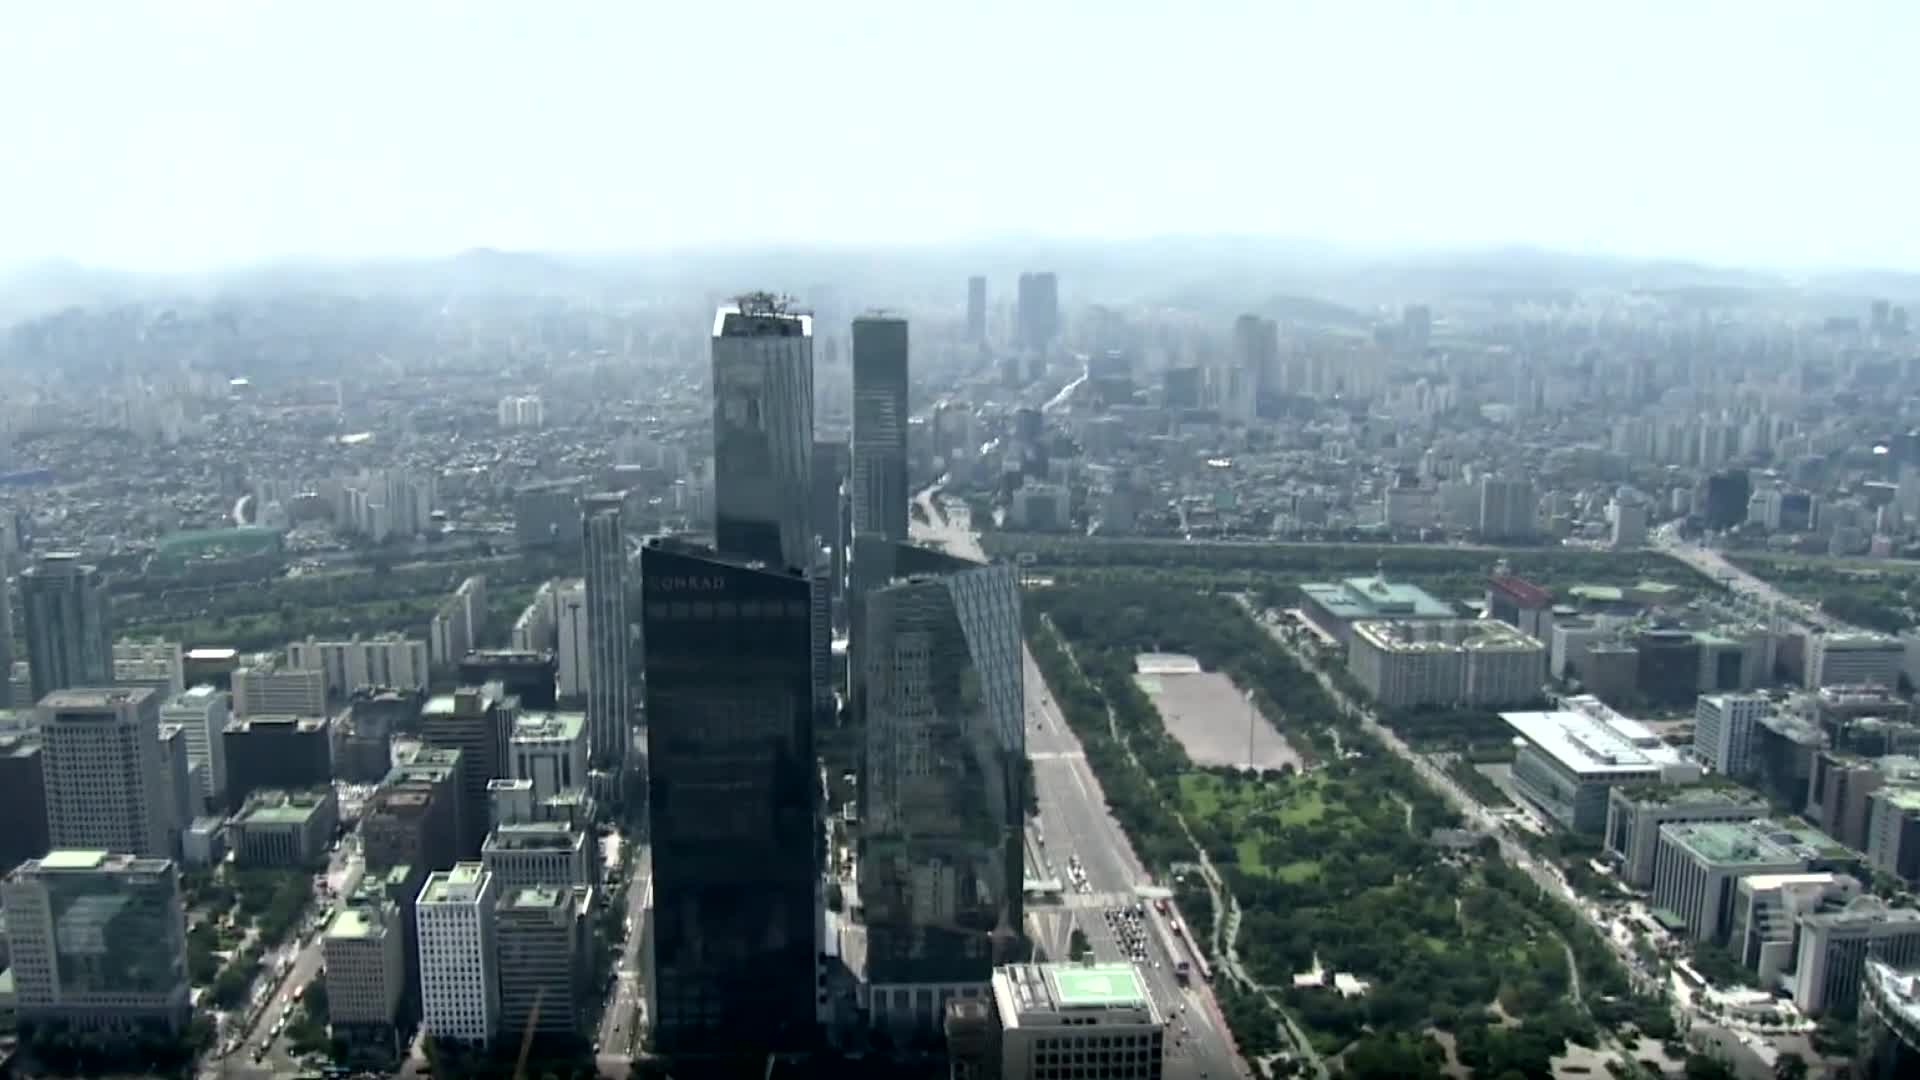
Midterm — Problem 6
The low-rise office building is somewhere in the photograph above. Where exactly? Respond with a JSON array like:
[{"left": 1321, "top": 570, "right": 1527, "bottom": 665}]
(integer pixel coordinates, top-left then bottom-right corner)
[
  {"left": 1299, "top": 573, "right": 1454, "bottom": 644},
  {"left": 231, "top": 788, "right": 339, "bottom": 868},
  {"left": 323, "top": 888, "right": 408, "bottom": 1061},
  {"left": 1504, "top": 695, "right": 1701, "bottom": 834},
  {"left": 1868, "top": 787, "right": 1920, "bottom": 885},
  {"left": 989, "top": 962, "right": 1164, "bottom": 1080},
  {"left": 1604, "top": 784, "right": 1770, "bottom": 888},
  {"left": 1860, "top": 959, "right": 1920, "bottom": 1079},
  {"left": 222, "top": 714, "right": 332, "bottom": 810},
  {"left": 1806, "top": 632, "right": 1904, "bottom": 691},
  {"left": 1795, "top": 899, "right": 1920, "bottom": 1016},
  {"left": 1652, "top": 820, "right": 1824, "bottom": 945},
  {"left": 480, "top": 822, "right": 594, "bottom": 893},
  {"left": 1730, "top": 872, "right": 1862, "bottom": 986},
  {"left": 1, "top": 850, "right": 189, "bottom": 1034},
  {"left": 1347, "top": 618, "right": 1543, "bottom": 708}
]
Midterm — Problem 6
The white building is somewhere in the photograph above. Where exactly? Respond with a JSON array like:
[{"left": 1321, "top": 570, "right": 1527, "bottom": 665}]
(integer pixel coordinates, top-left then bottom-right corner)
[
  {"left": 508, "top": 711, "right": 588, "bottom": 801},
  {"left": 161, "top": 684, "right": 230, "bottom": 808},
  {"left": 990, "top": 962, "right": 1164, "bottom": 1080},
  {"left": 429, "top": 576, "right": 489, "bottom": 669},
  {"left": 1604, "top": 785, "right": 1771, "bottom": 888},
  {"left": 1731, "top": 872, "right": 1862, "bottom": 988},
  {"left": 1805, "top": 631, "right": 1904, "bottom": 691},
  {"left": 288, "top": 634, "right": 430, "bottom": 698},
  {"left": 1795, "top": 899, "right": 1920, "bottom": 1016},
  {"left": 1347, "top": 618, "right": 1543, "bottom": 709},
  {"left": 232, "top": 657, "right": 326, "bottom": 719},
  {"left": 417, "top": 862, "right": 500, "bottom": 1047},
  {"left": 113, "top": 638, "right": 185, "bottom": 696},
  {"left": 554, "top": 579, "right": 590, "bottom": 700},
  {"left": 497, "top": 395, "right": 545, "bottom": 429},
  {"left": 1610, "top": 498, "right": 1649, "bottom": 549},
  {"left": 1503, "top": 695, "right": 1701, "bottom": 833},
  {"left": 510, "top": 582, "right": 558, "bottom": 653},
  {"left": 1694, "top": 693, "right": 1767, "bottom": 778}
]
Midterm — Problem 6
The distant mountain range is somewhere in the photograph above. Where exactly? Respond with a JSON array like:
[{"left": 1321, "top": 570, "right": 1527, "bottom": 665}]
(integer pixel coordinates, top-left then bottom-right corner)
[{"left": 2, "top": 239, "right": 1914, "bottom": 328}]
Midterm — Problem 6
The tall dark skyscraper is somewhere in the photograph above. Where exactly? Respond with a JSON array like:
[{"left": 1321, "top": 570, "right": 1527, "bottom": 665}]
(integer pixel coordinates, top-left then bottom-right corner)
[
  {"left": 0, "top": 577, "right": 13, "bottom": 709},
  {"left": 712, "top": 298, "right": 814, "bottom": 571},
  {"left": 965, "top": 275, "right": 987, "bottom": 343},
  {"left": 20, "top": 552, "right": 112, "bottom": 704},
  {"left": 582, "top": 495, "right": 630, "bottom": 768},
  {"left": 858, "top": 546, "right": 1024, "bottom": 1036},
  {"left": 1015, "top": 271, "right": 1059, "bottom": 352},
  {"left": 1705, "top": 469, "right": 1753, "bottom": 531},
  {"left": 642, "top": 541, "right": 818, "bottom": 1056},
  {"left": 852, "top": 314, "right": 910, "bottom": 544},
  {"left": 809, "top": 439, "right": 851, "bottom": 633}
]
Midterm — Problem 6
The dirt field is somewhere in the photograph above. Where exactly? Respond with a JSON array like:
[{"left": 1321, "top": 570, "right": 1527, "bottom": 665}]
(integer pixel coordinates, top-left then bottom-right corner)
[{"left": 1133, "top": 654, "right": 1303, "bottom": 771}]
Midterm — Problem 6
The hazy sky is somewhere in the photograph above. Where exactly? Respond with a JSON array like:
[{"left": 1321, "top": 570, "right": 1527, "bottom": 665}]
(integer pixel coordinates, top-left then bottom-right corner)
[{"left": 3, "top": 1, "right": 1914, "bottom": 272}]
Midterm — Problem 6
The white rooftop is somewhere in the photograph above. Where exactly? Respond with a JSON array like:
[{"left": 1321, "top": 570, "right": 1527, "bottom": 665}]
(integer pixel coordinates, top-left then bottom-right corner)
[{"left": 1502, "top": 695, "right": 1692, "bottom": 779}]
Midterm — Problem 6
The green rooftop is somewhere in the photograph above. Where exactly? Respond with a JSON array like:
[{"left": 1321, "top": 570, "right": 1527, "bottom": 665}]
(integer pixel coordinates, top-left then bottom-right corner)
[
  {"left": 1569, "top": 585, "right": 1625, "bottom": 603},
  {"left": 1879, "top": 786, "right": 1920, "bottom": 813},
  {"left": 1302, "top": 576, "right": 1454, "bottom": 620},
  {"left": 1663, "top": 821, "right": 1799, "bottom": 866},
  {"left": 1050, "top": 964, "right": 1147, "bottom": 1008},
  {"left": 237, "top": 790, "right": 332, "bottom": 825}
]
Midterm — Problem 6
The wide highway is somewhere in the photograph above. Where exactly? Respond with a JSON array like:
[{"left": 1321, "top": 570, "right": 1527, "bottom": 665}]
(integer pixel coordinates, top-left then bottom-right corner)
[{"left": 915, "top": 492, "right": 1246, "bottom": 1080}]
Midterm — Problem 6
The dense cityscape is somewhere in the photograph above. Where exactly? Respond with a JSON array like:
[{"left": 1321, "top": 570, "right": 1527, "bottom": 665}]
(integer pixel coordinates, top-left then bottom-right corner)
[{"left": 0, "top": 242, "right": 1919, "bottom": 1080}]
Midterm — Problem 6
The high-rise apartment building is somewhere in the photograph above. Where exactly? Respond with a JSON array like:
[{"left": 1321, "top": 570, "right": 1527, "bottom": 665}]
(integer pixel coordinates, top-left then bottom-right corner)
[
  {"left": 712, "top": 298, "right": 815, "bottom": 570},
  {"left": 860, "top": 547, "right": 1024, "bottom": 1035},
  {"left": 20, "top": 553, "right": 112, "bottom": 703},
  {"left": 231, "top": 656, "right": 326, "bottom": 718},
  {"left": 1015, "top": 272, "right": 1059, "bottom": 351},
  {"left": 416, "top": 862, "right": 500, "bottom": 1048},
  {"left": 852, "top": 314, "right": 911, "bottom": 544},
  {"left": 966, "top": 276, "right": 987, "bottom": 343},
  {"left": 581, "top": 496, "right": 630, "bottom": 768},
  {"left": 1477, "top": 477, "right": 1536, "bottom": 540},
  {"left": 3, "top": 850, "right": 190, "bottom": 1034},
  {"left": 39, "top": 687, "right": 170, "bottom": 857},
  {"left": 642, "top": 541, "right": 818, "bottom": 1056},
  {"left": 554, "top": 579, "right": 590, "bottom": 701},
  {"left": 289, "top": 635, "right": 430, "bottom": 698}
]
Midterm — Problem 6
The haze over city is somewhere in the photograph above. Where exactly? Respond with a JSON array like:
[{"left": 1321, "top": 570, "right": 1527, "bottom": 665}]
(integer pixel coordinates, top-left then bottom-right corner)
[
  {"left": 6, "top": 5, "right": 1920, "bottom": 1080},
  {"left": 4, "top": 1, "right": 1918, "bottom": 271}
]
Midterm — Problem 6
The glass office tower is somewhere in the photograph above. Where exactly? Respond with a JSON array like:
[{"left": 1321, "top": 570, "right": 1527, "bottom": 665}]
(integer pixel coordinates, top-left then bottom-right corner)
[
  {"left": 859, "top": 547, "right": 1024, "bottom": 1036},
  {"left": 642, "top": 540, "right": 818, "bottom": 1056}
]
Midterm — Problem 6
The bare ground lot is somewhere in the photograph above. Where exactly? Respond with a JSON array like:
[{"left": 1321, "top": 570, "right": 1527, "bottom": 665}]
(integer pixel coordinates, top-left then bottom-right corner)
[{"left": 1133, "top": 653, "right": 1303, "bottom": 771}]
